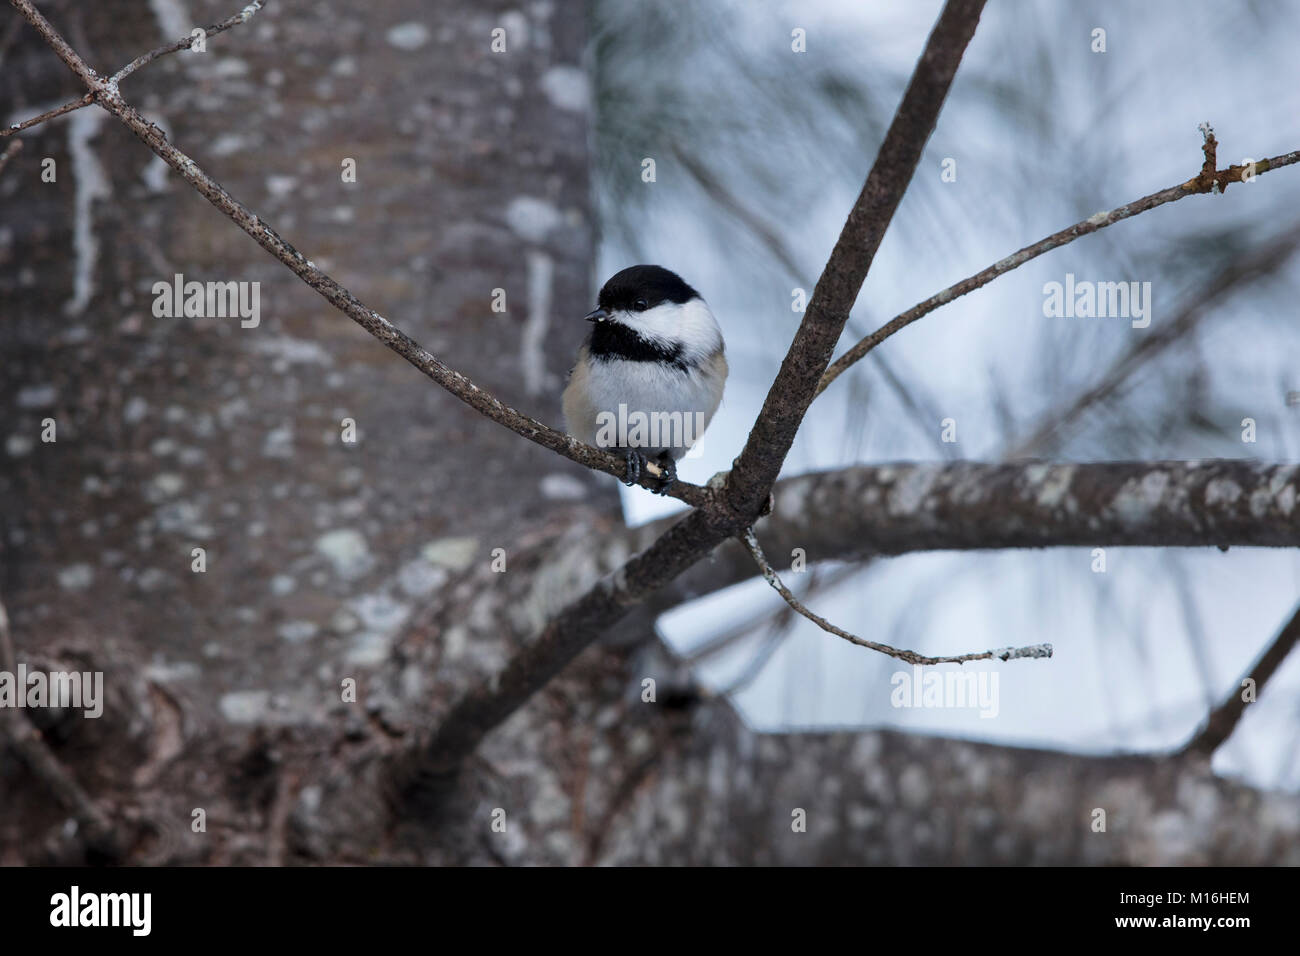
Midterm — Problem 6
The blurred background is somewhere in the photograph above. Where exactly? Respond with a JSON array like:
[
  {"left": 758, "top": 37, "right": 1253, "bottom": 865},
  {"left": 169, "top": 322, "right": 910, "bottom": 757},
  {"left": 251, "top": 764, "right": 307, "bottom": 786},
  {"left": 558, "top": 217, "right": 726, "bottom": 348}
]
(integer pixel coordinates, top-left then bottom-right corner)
[{"left": 0, "top": 0, "right": 1297, "bottom": 865}]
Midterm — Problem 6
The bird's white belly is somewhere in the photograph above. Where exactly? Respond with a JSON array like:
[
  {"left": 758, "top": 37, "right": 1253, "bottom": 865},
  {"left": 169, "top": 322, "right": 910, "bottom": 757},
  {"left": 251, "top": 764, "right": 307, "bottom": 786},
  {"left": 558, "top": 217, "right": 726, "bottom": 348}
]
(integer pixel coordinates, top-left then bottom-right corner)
[{"left": 585, "top": 359, "right": 720, "bottom": 458}]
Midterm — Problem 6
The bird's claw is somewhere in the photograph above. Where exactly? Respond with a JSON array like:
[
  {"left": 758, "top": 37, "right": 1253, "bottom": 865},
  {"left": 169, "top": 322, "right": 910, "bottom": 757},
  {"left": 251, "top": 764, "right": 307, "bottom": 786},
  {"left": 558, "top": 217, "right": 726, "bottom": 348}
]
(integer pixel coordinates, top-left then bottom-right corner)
[
  {"left": 623, "top": 450, "right": 676, "bottom": 495},
  {"left": 653, "top": 455, "right": 677, "bottom": 495},
  {"left": 623, "top": 450, "right": 644, "bottom": 486}
]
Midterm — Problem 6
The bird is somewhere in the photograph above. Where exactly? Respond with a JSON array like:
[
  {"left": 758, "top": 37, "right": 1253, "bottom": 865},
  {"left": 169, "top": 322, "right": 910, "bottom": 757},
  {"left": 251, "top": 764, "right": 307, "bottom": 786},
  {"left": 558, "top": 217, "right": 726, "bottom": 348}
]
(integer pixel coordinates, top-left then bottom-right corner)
[{"left": 562, "top": 265, "right": 728, "bottom": 494}]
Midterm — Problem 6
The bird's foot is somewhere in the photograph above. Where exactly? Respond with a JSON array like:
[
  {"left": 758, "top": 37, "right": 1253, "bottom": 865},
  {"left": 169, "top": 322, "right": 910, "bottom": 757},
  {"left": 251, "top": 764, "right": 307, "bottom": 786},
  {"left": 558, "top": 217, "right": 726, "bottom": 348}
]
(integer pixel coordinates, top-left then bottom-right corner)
[
  {"left": 623, "top": 450, "right": 646, "bottom": 486},
  {"left": 622, "top": 450, "right": 676, "bottom": 494},
  {"left": 652, "top": 454, "right": 677, "bottom": 495}
]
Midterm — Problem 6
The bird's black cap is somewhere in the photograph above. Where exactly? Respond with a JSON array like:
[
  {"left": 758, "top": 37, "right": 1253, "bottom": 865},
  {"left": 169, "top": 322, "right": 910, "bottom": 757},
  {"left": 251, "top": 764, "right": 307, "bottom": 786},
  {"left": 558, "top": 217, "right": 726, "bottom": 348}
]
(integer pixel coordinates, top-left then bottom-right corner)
[{"left": 596, "top": 265, "right": 700, "bottom": 314}]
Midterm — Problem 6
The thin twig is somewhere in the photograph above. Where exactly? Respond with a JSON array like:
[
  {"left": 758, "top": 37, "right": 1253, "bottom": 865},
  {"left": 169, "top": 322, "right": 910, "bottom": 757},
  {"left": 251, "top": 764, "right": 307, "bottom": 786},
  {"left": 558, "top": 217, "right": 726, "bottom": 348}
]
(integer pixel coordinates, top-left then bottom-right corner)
[
  {"left": 0, "top": 595, "right": 14, "bottom": 675},
  {"left": 264, "top": 765, "right": 298, "bottom": 866},
  {"left": 110, "top": 1, "right": 266, "bottom": 85},
  {"left": 0, "top": 137, "right": 22, "bottom": 175},
  {"left": 817, "top": 137, "right": 1300, "bottom": 396},
  {"left": 583, "top": 730, "right": 673, "bottom": 865},
  {"left": 741, "top": 528, "right": 1052, "bottom": 665},
  {"left": 1182, "top": 601, "right": 1300, "bottom": 757},
  {"left": 1, "top": 93, "right": 92, "bottom": 138},
  {"left": 2, "top": 2, "right": 265, "bottom": 138},
  {"left": 684, "top": 564, "right": 855, "bottom": 665},
  {"left": 716, "top": 609, "right": 791, "bottom": 696}
]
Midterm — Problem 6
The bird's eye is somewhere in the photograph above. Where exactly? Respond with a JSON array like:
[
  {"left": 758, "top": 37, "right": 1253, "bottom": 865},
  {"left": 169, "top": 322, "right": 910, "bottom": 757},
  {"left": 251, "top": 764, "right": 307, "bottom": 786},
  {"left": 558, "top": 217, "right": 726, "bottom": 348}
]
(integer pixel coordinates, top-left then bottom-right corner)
[{"left": 634, "top": 298, "right": 649, "bottom": 311}]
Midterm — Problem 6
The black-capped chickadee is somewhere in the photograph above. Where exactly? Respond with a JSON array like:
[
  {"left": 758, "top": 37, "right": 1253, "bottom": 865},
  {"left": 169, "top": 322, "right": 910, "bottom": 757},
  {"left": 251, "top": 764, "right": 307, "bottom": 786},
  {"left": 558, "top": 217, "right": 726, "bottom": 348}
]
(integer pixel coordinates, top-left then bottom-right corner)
[{"left": 562, "top": 265, "right": 728, "bottom": 494}]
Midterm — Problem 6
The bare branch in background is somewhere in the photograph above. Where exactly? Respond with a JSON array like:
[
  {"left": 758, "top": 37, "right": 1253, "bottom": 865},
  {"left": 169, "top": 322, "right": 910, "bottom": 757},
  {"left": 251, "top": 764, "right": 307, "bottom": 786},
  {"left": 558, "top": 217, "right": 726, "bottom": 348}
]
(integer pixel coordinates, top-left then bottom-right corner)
[
  {"left": 0, "top": 137, "right": 21, "bottom": 174},
  {"left": 0, "top": 597, "right": 123, "bottom": 859},
  {"left": 1182, "top": 602, "right": 1300, "bottom": 757},
  {"left": 110, "top": 0, "right": 264, "bottom": 85},
  {"left": 684, "top": 565, "right": 855, "bottom": 672},
  {"left": 2, "top": 0, "right": 266, "bottom": 138},
  {"left": 742, "top": 528, "right": 1052, "bottom": 665},
  {"left": 715, "top": 620, "right": 787, "bottom": 697},
  {"left": 1006, "top": 220, "right": 1300, "bottom": 457},
  {"left": 2, "top": 2, "right": 265, "bottom": 138},
  {"left": 1, "top": 93, "right": 92, "bottom": 137},
  {"left": 817, "top": 137, "right": 1300, "bottom": 397},
  {"left": 0, "top": 596, "right": 13, "bottom": 674},
  {"left": 725, "top": 213, "right": 1290, "bottom": 680}
]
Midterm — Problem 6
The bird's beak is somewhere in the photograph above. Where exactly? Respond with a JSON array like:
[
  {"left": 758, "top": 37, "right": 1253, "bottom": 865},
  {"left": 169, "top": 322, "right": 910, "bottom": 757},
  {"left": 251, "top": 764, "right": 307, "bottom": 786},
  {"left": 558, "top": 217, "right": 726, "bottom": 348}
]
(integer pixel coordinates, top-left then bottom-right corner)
[{"left": 585, "top": 307, "right": 608, "bottom": 323}]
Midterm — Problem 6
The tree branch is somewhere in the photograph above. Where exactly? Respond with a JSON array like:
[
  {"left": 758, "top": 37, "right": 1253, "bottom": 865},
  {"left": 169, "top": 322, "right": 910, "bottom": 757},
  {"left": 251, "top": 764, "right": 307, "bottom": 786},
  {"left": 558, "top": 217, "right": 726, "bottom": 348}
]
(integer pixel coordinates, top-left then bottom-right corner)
[
  {"left": 621, "top": 458, "right": 1300, "bottom": 619},
  {"left": 3, "top": 1, "right": 266, "bottom": 139},
  {"left": 724, "top": 0, "right": 987, "bottom": 518},
  {"left": 0, "top": 597, "right": 122, "bottom": 859},
  {"left": 1182, "top": 601, "right": 1300, "bottom": 757},
  {"left": 392, "top": 442, "right": 1300, "bottom": 800},
  {"left": 387, "top": 456, "right": 1300, "bottom": 811},
  {"left": 741, "top": 527, "right": 1052, "bottom": 664},
  {"left": 110, "top": 0, "right": 265, "bottom": 85},
  {"left": 816, "top": 140, "right": 1300, "bottom": 397},
  {"left": 0, "top": 137, "right": 21, "bottom": 174},
  {"left": 2, "top": 93, "right": 93, "bottom": 138},
  {"left": 754, "top": 458, "right": 1300, "bottom": 556}
]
